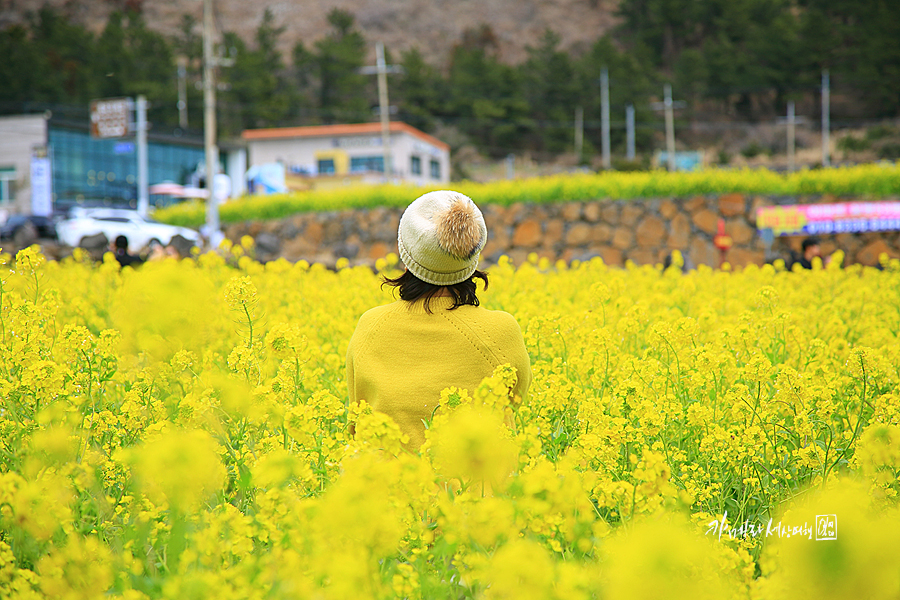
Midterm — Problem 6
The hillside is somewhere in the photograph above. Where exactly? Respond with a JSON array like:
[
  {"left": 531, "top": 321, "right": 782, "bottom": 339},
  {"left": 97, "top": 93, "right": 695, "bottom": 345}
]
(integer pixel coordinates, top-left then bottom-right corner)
[{"left": 0, "top": 0, "right": 620, "bottom": 65}]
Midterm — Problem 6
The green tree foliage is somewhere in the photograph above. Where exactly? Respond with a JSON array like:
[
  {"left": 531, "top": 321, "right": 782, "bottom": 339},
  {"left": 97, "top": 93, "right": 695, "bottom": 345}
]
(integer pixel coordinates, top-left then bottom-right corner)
[
  {"left": 446, "top": 26, "right": 532, "bottom": 157},
  {"left": 219, "top": 9, "right": 295, "bottom": 136},
  {"left": 3, "top": 2, "right": 900, "bottom": 161},
  {"left": 314, "top": 9, "right": 368, "bottom": 123}
]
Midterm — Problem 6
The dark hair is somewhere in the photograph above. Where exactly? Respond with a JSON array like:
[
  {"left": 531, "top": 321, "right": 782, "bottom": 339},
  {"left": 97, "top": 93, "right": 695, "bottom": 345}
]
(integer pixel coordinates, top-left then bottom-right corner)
[
  {"left": 801, "top": 237, "right": 820, "bottom": 252},
  {"left": 114, "top": 235, "right": 129, "bottom": 250},
  {"left": 382, "top": 269, "right": 488, "bottom": 313}
]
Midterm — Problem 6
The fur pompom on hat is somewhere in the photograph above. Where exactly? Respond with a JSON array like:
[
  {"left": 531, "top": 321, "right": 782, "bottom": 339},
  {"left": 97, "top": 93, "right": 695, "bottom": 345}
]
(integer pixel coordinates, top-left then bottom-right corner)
[{"left": 397, "top": 190, "right": 488, "bottom": 285}]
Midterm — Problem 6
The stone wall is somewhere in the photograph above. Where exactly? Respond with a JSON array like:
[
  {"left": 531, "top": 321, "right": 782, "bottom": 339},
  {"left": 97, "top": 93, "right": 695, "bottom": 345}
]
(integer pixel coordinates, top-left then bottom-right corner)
[{"left": 223, "top": 194, "right": 900, "bottom": 269}]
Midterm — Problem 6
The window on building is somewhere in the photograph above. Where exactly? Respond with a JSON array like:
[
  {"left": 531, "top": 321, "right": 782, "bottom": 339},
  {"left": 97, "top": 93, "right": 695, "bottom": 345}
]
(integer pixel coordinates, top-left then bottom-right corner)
[
  {"left": 0, "top": 167, "right": 15, "bottom": 203},
  {"left": 410, "top": 156, "right": 421, "bottom": 175},
  {"left": 318, "top": 159, "right": 336, "bottom": 175},
  {"left": 430, "top": 159, "right": 441, "bottom": 180},
  {"left": 350, "top": 156, "right": 384, "bottom": 173}
]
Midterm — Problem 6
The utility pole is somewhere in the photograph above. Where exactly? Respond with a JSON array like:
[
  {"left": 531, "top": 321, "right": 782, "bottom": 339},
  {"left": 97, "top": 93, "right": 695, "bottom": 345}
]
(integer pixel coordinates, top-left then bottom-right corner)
[
  {"left": 177, "top": 56, "right": 188, "bottom": 129},
  {"left": 821, "top": 69, "right": 830, "bottom": 167},
  {"left": 663, "top": 84, "right": 676, "bottom": 171},
  {"left": 776, "top": 101, "right": 805, "bottom": 173},
  {"left": 625, "top": 104, "right": 635, "bottom": 161},
  {"left": 360, "top": 42, "right": 402, "bottom": 180},
  {"left": 135, "top": 95, "right": 149, "bottom": 216},
  {"left": 574, "top": 106, "right": 584, "bottom": 163},
  {"left": 651, "top": 85, "right": 685, "bottom": 171},
  {"left": 600, "top": 67, "right": 610, "bottom": 169},
  {"left": 203, "top": 0, "right": 220, "bottom": 241}
]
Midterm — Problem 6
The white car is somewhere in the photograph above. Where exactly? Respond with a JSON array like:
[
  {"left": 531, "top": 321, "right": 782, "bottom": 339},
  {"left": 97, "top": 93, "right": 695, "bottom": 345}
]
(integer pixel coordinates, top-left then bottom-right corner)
[{"left": 57, "top": 208, "right": 200, "bottom": 251}]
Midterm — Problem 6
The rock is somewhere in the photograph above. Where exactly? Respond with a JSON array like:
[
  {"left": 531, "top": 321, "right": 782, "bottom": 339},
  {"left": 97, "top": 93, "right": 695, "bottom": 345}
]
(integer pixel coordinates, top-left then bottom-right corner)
[
  {"left": 635, "top": 215, "right": 667, "bottom": 248},
  {"left": 583, "top": 202, "right": 602, "bottom": 222},
  {"left": 725, "top": 220, "right": 756, "bottom": 245},
  {"left": 594, "top": 245, "right": 623, "bottom": 266},
  {"left": 727, "top": 248, "right": 765, "bottom": 268},
  {"left": 562, "top": 202, "right": 582, "bottom": 222},
  {"left": 304, "top": 221, "right": 324, "bottom": 246},
  {"left": 689, "top": 237, "right": 717, "bottom": 267},
  {"left": 512, "top": 219, "right": 542, "bottom": 247},
  {"left": 659, "top": 199, "right": 679, "bottom": 220},
  {"left": 669, "top": 213, "right": 691, "bottom": 249},
  {"left": 255, "top": 232, "right": 281, "bottom": 255},
  {"left": 685, "top": 196, "right": 707, "bottom": 212},
  {"left": 601, "top": 204, "right": 619, "bottom": 224},
  {"left": 368, "top": 241, "right": 391, "bottom": 259},
  {"left": 627, "top": 248, "right": 659, "bottom": 266},
  {"left": 611, "top": 227, "right": 633, "bottom": 249},
  {"left": 78, "top": 232, "right": 109, "bottom": 260},
  {"left": 718, "top": 193, "right": 746, "bottom": 217},
  {"left": 565, "top": 223, "right": 592, "bottom": 246},
  {"left": 856, "top": 239, "right": 894, "bottom": 266},
  {"left": 620, "top": 203, "right": 643, "bottom": 226},
  {"left": 692, "top": 209, "right": 719, "bottom": 235},
  {"left": 590, "top": 223, "right": 612, "bottom": 243},
  {"left": 544, "top": 219, "right": 564, "bottom": 247},
  {"left": 281, "top": 236, "right": 316, "bottom": 262}
]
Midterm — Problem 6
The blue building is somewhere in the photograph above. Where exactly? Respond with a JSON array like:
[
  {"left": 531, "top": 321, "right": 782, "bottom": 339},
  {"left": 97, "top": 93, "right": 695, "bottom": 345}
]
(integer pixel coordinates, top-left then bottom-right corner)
[{"left": 0, "top": 111, "right": 244, "bottom": 217}]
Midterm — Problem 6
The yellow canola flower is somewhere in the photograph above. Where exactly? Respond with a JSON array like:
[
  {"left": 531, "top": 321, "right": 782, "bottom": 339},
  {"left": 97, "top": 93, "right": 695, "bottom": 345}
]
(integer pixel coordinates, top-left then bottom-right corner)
[
  {"left": 129, "top": 428, "right": 226, "bottom": 512},
  {"left": 429, "top": 405, "right": 518, "bottom": 487}
]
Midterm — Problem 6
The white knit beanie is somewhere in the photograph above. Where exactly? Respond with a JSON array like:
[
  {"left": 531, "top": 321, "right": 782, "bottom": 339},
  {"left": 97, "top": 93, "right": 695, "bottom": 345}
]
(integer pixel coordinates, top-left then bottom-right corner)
[{"left": 397, "top": 190, "right": 488, "bottom": 285}]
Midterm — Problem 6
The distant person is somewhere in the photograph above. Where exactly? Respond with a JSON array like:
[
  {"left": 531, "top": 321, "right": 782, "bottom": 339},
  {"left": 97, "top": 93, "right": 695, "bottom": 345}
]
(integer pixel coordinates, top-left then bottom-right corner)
[
  {"left": 111, "top": 235, "right": 143, "bottom": 268},
  {"left": 797, "top": 236, "right": 822, "bottom": 269}
]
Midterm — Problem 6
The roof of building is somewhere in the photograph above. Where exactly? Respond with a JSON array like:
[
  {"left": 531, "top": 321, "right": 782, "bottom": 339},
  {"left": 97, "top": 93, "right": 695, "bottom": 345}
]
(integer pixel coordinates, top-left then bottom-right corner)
[{"left": 241, "top": 121, "right": 449, "bottom": 151}]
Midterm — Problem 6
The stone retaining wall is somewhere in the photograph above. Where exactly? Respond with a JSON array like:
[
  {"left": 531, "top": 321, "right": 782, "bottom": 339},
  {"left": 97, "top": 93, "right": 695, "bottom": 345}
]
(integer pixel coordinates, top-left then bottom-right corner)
[{"left": 223, "top": 194, "right": 900, "bottom": 269}]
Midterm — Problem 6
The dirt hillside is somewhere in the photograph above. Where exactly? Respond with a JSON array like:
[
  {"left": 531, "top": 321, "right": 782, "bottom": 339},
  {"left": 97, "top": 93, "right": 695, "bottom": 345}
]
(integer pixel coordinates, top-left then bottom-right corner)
[{"left": 0, "top": 0, "right": 620, "bottom": 65}]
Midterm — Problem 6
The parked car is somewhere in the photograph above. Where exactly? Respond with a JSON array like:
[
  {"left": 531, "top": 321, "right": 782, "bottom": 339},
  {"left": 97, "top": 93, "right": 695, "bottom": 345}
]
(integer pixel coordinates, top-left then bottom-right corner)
[
  {"left": 0, "top": 215, "right": 59, "bottom": 242},
  {"left": 56, "top": 208, "right": 200, "bottom": 250}
]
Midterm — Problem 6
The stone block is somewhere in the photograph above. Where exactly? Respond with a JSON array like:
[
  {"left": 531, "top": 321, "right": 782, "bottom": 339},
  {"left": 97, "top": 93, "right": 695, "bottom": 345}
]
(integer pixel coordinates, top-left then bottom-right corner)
[
  {"left": 659, "top": 199, "right": 679, "bottom": 220},
  {"left": 281, "top": 236, "right": 316, "bottom": 262},
  {"left": 601, "top": 204, "right": 620, "bottom": 223},
  {"left": 727, "top": 248, "right": 765, "bottom": 268},
  {"left": 725, "top": 220, "right": 756, "bottom": 245},
  {"left": 368, "top": 241, "right": 391, "bottom": 259},
  {"left": 685, "top": 196, "right": 707, "bottom": 212},
  {"left": 692, "top": 209, "right": 719, "bottom": 235},
  {"left": 669, "top": 213, "right": 691, "bottom": 249},
  {"left": 856, "top": 239, "right": 894, "bottom": 266},
  {"left": 595, "top": 245, "right": 623, "bottom": 266},
  {"left": 565, "top": 222, "right": 592, "bottom": 246},
  {"left": 512, "top": 219, "right": 542, "bottom": 247},
  {"left": 562, "top": 202, "right": 583, "bottom": 222},
  {"left": 627, "top": 248, "right": 658, "bottom": 266},
  {"left": 611, "top": 227, "right": 633, "bottom": 249},
  {"left": 718, "top": 193, "right": 746, "bottom": 217},
  {"left": 304, "top": 221, "right": 324, "bottom": 246},
  {"left": 590, "top": 223, "right": 612, "bottom": 243},
  {"left": 583, "top": 202, "right": 602, "bottom": 222},
  {"left": 636, "top": 215, "right": 667, "bottom": 248},
  {"left": 621, "top": 203, "right": 644, "bottom": 226},
  {"left": 504, "top": 202, "right": 526, "bottom": 226},
  {"left": 689, "top": 237, "right": 717, "bottom": 268},
  {"left": 544, "top": 219, "right": 564, "bottom": 247}
]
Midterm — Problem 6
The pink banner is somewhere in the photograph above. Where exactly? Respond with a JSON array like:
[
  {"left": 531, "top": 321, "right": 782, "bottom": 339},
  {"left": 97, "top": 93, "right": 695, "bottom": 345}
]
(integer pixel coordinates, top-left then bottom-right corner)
[{"left": 757, "top": 201, "right": 900, "bottom": 236}]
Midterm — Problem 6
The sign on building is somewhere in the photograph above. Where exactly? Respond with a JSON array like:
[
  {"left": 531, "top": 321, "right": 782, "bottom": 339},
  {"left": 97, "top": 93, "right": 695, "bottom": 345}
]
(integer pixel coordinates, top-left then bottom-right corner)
[
  {"left": 757, "top": 201, "right": 900, "bottom": 236},
  {"left": 30, "top": 146, "right": 52, "bottom": 216},
  {"left": 90, "top": 97, "right": 131, "bottom": 139}
]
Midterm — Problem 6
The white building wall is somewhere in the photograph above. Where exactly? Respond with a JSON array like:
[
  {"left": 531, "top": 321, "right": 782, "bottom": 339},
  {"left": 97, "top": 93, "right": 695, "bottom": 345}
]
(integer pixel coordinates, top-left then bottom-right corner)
[
  {"left": 0, "top": 114, "right": 49, "bottom": 215},
  {"left": 245, "top": 126, "right": 450, "bottom": 187}
]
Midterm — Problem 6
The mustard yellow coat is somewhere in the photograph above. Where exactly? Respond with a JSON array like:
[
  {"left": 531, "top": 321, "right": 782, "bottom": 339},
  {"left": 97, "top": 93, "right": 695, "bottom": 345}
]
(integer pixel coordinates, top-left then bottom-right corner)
[{"left": 346, "top": 295, "right": 532, "bottom": 450}]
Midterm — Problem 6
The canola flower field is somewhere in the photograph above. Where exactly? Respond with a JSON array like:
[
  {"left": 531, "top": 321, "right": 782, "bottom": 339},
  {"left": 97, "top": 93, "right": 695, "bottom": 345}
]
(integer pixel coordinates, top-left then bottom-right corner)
[
  {"left": 1, "top": 243, "right": 900, "bottom": 599},
  {"left": 154, "top": 163, "right": 900, "bottom": 228}
]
